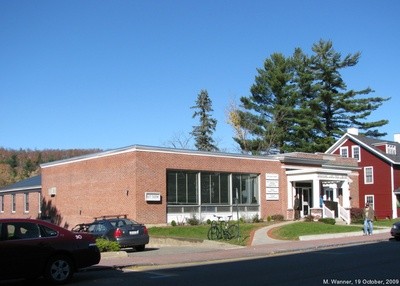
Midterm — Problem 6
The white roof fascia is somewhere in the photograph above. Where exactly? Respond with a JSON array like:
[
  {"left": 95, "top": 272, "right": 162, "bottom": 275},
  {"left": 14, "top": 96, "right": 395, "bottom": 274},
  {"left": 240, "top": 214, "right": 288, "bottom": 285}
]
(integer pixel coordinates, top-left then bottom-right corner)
[
  {"left": 325, "top": 133, "right": 348, "bottom": 154},
  {"left": 41, "top": 145, "right": 279, "bottom": 168},
  {"left": 345, "top": 134, "right": 398, "bottom": 164},
  {"left": 325, "top": 133, "right": 399, "bottom": 165}
]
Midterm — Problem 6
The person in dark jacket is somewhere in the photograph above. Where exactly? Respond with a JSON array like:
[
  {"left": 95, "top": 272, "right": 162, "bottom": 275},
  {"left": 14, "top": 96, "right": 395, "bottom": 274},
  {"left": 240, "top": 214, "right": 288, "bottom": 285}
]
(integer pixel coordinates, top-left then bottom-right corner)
[{"left": 294, "top": 194, "right": 300, "bottom": 220}]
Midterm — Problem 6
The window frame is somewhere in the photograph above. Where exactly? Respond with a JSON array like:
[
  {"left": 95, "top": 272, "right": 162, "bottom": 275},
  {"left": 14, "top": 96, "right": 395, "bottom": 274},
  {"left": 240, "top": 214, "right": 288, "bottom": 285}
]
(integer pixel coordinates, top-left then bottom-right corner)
[
  {"left": 365, "top": 195, "right": 374, "bottom": 210},
  {"left": 364, "top": 166, "right": 374, "bottom": 184},
  {"left": 11, "top": 194, "right": 16, "bottom": 213},
  {"left": 351, "top": 145, "right": 361, "bottom": 162},
  {"left": 24, "top": 193, "right": 29, "bottom": 213},
  {"left": 340, "top": 146, "right": 349, "bottom": 157}
]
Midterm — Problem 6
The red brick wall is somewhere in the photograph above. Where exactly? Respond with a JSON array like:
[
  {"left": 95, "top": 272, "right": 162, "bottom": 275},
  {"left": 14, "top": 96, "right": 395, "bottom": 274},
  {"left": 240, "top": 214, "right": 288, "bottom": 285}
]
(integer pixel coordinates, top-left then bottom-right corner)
[
  {"left": 0, "top": 191, "right": 41, "bottom": 218},
  {"left": 35, "top": 147, "right": 360, "bottom": 227},
  {"left": 41, "top": 148, "right": 284, "bottom": 228}
]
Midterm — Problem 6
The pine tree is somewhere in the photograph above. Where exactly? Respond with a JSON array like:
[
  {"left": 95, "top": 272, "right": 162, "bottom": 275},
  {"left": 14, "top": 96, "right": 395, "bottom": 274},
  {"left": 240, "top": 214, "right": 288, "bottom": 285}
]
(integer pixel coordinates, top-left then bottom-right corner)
[
  {"left": 231, "top": 40, "right": 390, "bottom": 154},
  {"left": 234, "top": 53, "right": 297, "bottom": 154},
  {"left": 191, "top": 90, "right": 219, "bottom": 152},
  {"left": 310, "top": 40, "right": 389, "bottom": 147}
]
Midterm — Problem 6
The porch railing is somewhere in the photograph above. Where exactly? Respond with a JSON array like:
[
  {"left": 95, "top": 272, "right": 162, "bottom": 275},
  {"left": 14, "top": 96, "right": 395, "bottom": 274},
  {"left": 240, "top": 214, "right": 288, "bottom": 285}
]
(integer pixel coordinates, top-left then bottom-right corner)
[
  {"left": 338, "top": 205, "right": 351, "bottom": 224},
  {"left": 323, "top": 205, "right": 335, "bottom": 219}
]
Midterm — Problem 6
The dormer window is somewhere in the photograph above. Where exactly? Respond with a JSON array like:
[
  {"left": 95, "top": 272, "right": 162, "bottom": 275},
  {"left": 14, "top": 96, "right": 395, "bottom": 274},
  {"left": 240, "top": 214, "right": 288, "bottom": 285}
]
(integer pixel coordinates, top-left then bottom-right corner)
[{"left": 387, "top": 144, "right": 396, "bottom": 155}]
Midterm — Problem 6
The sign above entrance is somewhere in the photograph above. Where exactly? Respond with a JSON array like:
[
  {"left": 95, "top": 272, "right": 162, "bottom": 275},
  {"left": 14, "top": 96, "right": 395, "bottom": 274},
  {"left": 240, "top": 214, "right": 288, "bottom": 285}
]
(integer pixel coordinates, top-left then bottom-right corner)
[{"left": 266, "top": 173, "right": 279, "bottom": 201}]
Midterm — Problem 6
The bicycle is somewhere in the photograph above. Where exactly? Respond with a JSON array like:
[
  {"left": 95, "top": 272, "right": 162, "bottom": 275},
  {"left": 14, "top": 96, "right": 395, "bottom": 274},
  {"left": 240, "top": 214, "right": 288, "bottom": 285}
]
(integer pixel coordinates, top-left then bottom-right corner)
[{"left": 207, "top": 215, "right": 239, "bottom": 240}]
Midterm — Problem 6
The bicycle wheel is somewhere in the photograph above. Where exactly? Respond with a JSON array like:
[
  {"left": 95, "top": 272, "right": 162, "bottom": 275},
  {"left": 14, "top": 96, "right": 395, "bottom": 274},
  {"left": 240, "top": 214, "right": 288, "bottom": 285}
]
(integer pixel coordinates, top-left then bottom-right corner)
[
  {"left": 207, "top": 226, "right": 220, "bottom": 240},
  {"left": 228, "top": 224, "right": 239, "bottom": 239}
]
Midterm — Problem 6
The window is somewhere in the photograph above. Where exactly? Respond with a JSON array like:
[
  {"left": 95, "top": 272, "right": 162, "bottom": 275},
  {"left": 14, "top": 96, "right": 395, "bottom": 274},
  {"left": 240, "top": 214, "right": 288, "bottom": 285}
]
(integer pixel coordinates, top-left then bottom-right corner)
[
  {"left": 2, "top": 222, "right": 40, "bottom": 240},
  {"left": 11, "top": 194, "right": 16, "bottom": 213},
  {"left": 167, "top": 171, "right": 198, "bottom": 205},
  {"left": 352, "top": 145, "right": 361, "bottom": 161},
  {"left": 340, "top": 147, "right": 348, "bottom": 157},
  {"left": 387, "top": 144, "right": 396, "bottom": 155},
  {"left": 232, "top": 173, "right": 259, "bottom": 205},
  {"left": 24, "top": 193, "right": 29, "bottom": 213},
  {"left": 201, "top": 172, "right": 229, "bottom": 204},
  {"left": 365, "top": 195, "right": 374, "bottom": 210},
  {"left": 167, "top": 170, "right": 259, "bottom": 206},
  {"left": 364, "top": 167, "right": 374, "bottom": 184}
]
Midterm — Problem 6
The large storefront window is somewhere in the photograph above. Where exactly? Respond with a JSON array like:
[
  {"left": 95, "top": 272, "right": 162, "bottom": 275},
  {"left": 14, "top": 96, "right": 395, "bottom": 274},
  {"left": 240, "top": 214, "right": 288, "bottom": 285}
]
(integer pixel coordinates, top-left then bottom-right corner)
[
  {"left": 167, "top": 170, "right": 259, "bottom": 206},
  {"left": 167, "top": 171, "right": 198, "bottom": 205},
  {"left": 232, "top": 174, "right": 258, "bottom": 204},
  {"left": 201, "top": 173, "right": 229, "bottom": 204}
]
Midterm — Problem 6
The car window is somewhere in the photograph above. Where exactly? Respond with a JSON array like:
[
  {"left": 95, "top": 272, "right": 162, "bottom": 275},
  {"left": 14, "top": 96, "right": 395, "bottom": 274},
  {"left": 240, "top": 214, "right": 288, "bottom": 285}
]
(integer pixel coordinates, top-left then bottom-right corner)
[
  {"left": 88, "top": 223, "right": 107, "bottom": 232},
  {"left": 124, "top": 219, "right": 138, "bottom": 225},
  {"left": 1, "top": 222, "right": 40, "bottom": 240},
  {"left": 40, "top": 225, "right": 58, "bottom": 237},
  {"left": 116, "top": 220, "right": 125, "bottom": 227}
]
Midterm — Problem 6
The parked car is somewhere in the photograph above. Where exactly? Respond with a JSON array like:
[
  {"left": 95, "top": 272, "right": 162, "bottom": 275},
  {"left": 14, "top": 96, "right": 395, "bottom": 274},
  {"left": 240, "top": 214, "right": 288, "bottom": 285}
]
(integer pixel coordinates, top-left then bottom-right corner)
[
  {"left": 83, "top": 215, "right": 149, "bottom": 251},
  {"left": 390, "top": 221, "right": 400, "bottom": 240},
  {"left": 0, "top": 218, "right": 100, "bottom": 284}
]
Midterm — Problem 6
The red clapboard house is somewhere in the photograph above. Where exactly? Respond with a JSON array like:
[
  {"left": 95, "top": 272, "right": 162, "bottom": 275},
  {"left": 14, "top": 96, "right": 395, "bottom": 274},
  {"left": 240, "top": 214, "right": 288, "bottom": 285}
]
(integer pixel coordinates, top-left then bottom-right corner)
[{"left": 326, "top": 128, "right": 400, "bottom": 219}]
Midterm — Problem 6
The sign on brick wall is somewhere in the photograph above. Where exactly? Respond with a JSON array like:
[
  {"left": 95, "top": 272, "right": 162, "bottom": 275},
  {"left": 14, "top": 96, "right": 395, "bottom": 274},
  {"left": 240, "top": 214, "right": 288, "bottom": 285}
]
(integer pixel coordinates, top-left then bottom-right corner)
[
  {"left": 145, "top": 192, "right": 161, "bottom": 202},
  {"left": 266, "top": 173, "right": 279, "bottom": 201}
]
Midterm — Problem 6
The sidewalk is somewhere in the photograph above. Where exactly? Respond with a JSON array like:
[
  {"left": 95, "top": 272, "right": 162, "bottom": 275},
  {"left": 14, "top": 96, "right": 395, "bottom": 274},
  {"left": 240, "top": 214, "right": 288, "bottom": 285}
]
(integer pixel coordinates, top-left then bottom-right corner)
[{"left": 92, "top": 222, "right": 392, "bottom": 270}]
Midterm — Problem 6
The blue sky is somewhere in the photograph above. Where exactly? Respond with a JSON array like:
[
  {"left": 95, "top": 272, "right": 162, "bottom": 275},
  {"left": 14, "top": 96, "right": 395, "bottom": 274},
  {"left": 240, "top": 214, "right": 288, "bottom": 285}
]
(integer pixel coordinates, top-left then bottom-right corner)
[{"left": 1, "top": 1, "right": 399, "bottom": 152}]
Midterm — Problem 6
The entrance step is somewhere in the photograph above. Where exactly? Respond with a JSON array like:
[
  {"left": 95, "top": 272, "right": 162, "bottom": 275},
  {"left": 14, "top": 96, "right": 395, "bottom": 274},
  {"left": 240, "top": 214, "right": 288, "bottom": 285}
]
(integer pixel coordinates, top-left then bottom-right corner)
[{"left": 335, "top": 218, "right": 348, "bottom": 225}]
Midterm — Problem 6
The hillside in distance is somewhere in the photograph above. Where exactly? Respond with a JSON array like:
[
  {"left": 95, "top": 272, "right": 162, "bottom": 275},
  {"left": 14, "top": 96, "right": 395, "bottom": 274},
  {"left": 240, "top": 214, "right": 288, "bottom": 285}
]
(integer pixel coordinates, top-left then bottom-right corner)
[{"left": 0, "top": 147, "right": 101, "bottom": 188}]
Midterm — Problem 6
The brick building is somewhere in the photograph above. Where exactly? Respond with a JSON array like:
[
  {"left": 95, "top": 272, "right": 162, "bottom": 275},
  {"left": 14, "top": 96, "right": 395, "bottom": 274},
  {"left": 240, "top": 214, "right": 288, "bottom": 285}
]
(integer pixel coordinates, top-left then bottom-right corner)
[{"left": 1, "top": 145, "right": 359, "bottom": 229}]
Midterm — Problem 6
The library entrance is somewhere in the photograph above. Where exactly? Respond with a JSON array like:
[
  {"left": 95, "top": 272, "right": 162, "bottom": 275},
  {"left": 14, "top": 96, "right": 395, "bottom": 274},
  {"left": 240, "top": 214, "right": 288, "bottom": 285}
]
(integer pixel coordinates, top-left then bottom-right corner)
[{"left": 295, "top": 183, "right": 312, "bottom": 217}]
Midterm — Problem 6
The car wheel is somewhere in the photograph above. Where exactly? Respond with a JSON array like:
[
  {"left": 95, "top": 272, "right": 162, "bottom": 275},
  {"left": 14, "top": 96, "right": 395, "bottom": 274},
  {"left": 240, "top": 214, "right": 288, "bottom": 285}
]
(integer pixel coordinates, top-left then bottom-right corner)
[
  {"left": 135, "top": 245, "right": 145, "bottom": 251},
  {"left": 45, "top": 255, "right": 74, "bottom": 285}
]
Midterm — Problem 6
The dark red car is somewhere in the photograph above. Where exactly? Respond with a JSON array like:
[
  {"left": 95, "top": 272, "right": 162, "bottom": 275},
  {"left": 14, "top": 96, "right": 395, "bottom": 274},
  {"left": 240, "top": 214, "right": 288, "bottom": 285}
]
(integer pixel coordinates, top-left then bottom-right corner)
[{"left": 0, "top": 218, "right": 101, "bottom": 284}]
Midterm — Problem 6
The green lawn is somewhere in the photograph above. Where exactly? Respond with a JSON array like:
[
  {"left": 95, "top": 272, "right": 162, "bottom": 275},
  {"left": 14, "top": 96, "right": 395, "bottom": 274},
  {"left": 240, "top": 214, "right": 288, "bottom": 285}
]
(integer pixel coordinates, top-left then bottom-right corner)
[
  {"left": 269, "top": 222, "right": 362, "bottom": 240},
  {"left": 148, "top": 222, "right": 265, "bottom": 246},
  {"left": 148, "top": 219, "right": 399, "bottom": 246}
]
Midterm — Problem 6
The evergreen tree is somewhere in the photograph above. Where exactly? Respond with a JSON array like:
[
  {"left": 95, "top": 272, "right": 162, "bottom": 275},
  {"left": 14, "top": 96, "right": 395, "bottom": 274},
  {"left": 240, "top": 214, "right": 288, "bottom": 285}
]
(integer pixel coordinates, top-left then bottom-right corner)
[
  {"left": 191, "top": 90, "right": 219, "bottom": 152},
  {"left": 232, "top": 40, "right": 390, "bottom": 154},
  {"left": 234, "top": 53, "right": 298, "bottom": 154},
  {"left": 310, "top": 40, "right": 389, "bottom": 147}
]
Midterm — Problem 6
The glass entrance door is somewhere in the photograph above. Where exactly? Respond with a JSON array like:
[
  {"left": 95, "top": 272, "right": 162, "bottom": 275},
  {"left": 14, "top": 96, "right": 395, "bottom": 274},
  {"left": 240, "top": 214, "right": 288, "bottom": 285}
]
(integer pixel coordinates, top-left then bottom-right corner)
[
  {"left": 295, "top": 187, "right": 312, "bottom": 217},
  {"left": 302, "top": 188, "right": 311, "bottom": 216}
]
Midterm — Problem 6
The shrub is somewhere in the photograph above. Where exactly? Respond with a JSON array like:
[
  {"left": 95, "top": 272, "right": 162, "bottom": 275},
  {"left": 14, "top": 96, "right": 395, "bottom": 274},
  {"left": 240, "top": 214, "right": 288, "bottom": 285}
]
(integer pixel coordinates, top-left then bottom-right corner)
[
  {"left": 304, "top": 215, "right": 315, "bottom": 222},
  {"left": 96, "top": 238, "right": 120, "bottom": 252},
  {"left": 186, "top": 214, "right": 201, "bottom": 226},
  {"left": 318, "top": 218, "right": 336, "bottom": 225},
  {"left": 252, "top": 214, "right": 262, "bottom": 223},
  {"left": 351, "top": 207, "right": 364, "bottom": 224},
  {"left": 171, "top": 220, "right": 177, "bottom": 227},
  {"left": 271, "top": 214, "right": 284, "bottom": 221},
  {"left": 206, "top": 219, "right": 212, "bottom": 225}
]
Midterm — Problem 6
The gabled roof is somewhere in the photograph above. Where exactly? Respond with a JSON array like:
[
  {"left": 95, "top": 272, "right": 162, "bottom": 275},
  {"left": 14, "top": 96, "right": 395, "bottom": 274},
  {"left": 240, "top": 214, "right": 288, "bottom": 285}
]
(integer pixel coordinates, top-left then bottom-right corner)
[
  {"left": 326, "top": 133, "right": 400, "bottom": 164},
  {"left": 0, "top": 175, "right": 42, "bottom": 192}
]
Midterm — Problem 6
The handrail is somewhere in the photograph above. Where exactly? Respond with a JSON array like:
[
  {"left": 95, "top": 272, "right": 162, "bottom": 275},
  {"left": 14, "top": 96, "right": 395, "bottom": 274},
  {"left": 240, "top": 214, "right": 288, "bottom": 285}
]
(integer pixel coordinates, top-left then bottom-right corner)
[
  {"left": 323, "top": 205, "right": 335, "bottom": 219},
  {"left": 339, "top": 205, "right": 351, "bottom": 224}
]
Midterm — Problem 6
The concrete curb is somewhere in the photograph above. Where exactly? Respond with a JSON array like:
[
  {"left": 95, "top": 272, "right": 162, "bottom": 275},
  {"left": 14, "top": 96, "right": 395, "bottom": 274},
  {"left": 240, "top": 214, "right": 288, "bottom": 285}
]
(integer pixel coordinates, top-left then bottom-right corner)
[
  {"left": 101, "top": 251, "right": 128, "bottom": 259},
  {"left": 299, "top": 228, "right": 390, "bottom": 241}
]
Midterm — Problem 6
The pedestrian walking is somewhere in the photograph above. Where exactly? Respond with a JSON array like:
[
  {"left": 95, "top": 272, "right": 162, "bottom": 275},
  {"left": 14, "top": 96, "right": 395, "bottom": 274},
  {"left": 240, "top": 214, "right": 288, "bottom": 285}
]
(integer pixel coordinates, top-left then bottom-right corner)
[{"left": 363, "top": 203, "right": 375, "bottom": 235}]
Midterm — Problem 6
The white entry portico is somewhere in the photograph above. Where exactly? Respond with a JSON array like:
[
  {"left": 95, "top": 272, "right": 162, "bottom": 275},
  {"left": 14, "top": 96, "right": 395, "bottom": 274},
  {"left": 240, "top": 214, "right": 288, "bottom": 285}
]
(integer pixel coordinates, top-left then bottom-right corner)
[{"left": 286, "top": 168, "right": 355, "bottom": 223}]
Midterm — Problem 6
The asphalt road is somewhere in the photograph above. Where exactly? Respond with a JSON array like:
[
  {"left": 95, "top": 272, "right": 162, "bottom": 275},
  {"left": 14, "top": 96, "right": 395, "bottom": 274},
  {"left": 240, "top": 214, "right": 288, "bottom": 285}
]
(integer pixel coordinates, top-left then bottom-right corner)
[{"left": 5, "top": 239, "right": 397, "bottom": 286}]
